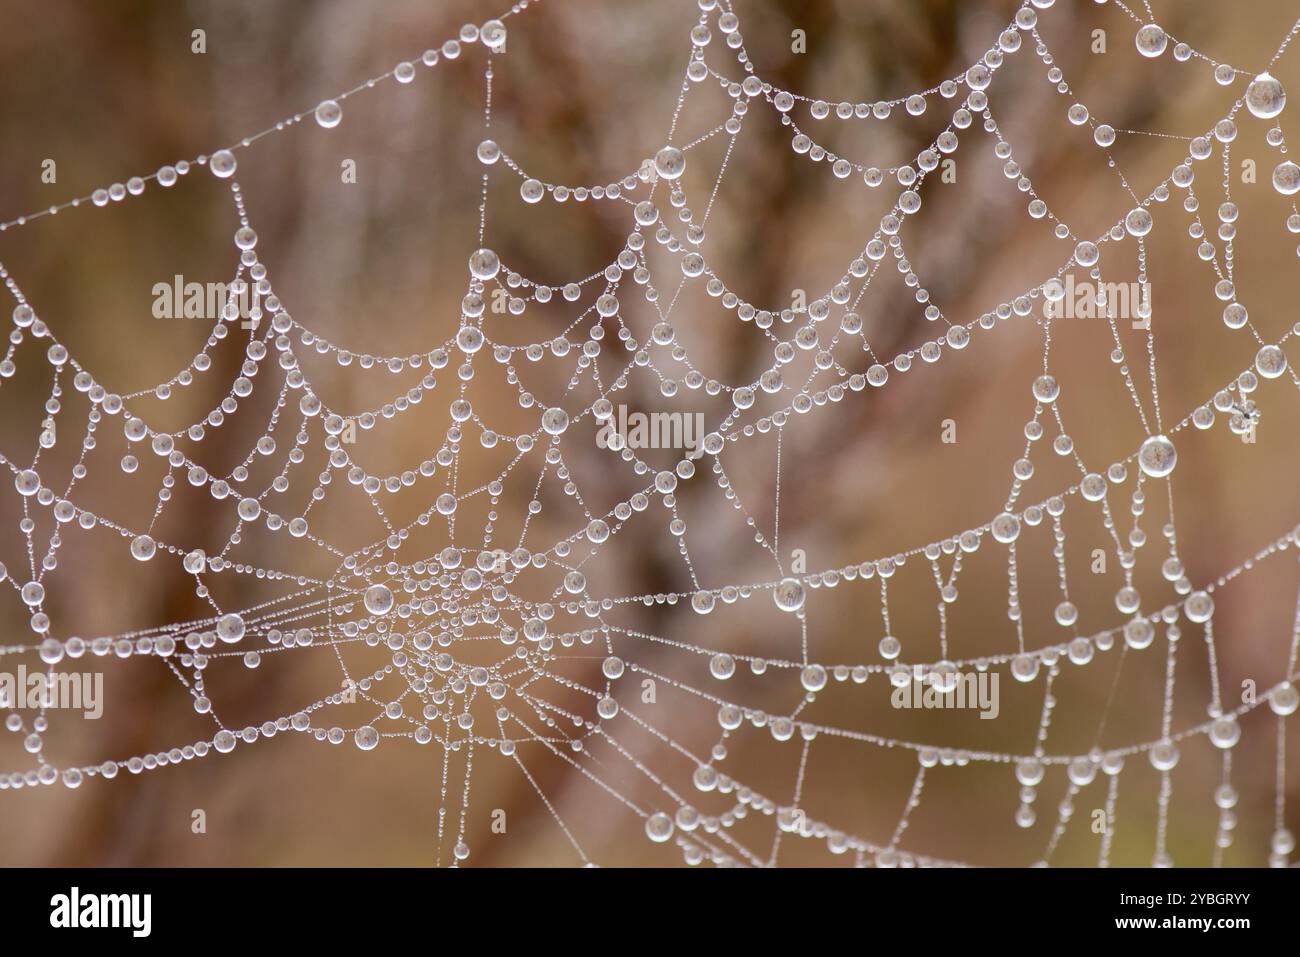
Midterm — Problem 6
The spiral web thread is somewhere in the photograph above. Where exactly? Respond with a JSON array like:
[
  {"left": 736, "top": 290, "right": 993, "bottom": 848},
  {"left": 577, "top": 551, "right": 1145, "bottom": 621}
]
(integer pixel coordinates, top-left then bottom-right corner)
[{"left": 2, "top": 0, "right": 1300, "bottom": 867}]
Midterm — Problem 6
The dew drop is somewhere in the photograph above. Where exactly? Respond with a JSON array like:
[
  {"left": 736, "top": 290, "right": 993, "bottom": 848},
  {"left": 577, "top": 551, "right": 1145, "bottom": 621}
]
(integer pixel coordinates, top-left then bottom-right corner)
[
  {"left": 1245, "top": 72, "right": 1285, "bottom": 120},
  {"left": 773, "top": 577, "right": 805, "bottom": 612},
  {"left": 1137, "top": 434, "right": 1176, "bottom": 478},
  {"left": 645, "top": 811, "right": 674, "bottom": 842},
  {"left": 209, "top": 150, "right": 237, "bottom": 178},
  {"left": 315, "top": 99, "right": 343, "bottom": 128},
  {"left": 364, "top": 584, "right": 395, "bottom": 616}
]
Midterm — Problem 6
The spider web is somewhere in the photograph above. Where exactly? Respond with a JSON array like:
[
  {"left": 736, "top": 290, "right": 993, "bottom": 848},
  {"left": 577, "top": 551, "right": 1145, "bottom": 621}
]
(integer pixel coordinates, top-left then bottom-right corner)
[{"left": 2, "top": 0, "right": 1300, "bottom": 867}]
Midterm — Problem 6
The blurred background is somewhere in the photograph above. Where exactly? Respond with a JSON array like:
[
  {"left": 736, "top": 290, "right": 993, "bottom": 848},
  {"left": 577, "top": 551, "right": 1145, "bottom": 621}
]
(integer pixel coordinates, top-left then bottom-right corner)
[{"left": 0, "top": 0, "right": 1298, "bottom": 866}]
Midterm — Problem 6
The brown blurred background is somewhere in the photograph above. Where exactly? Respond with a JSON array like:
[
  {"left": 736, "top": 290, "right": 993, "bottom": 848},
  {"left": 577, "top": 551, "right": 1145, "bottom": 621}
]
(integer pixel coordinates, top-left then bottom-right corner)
[{"left": 0, "top": 0, "right": 1298, "bottom": 866}]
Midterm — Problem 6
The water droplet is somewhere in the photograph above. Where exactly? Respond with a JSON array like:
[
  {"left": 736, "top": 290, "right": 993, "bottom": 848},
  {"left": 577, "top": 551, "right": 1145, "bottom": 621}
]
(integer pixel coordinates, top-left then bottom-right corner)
[
  {"left": 645, "top": 811, "right": 674, "bottom": 842},
  {"left": 209, "top": 150, "right": 237, "bottom": 178},
  {"left": 1270, "top": 682, "right": 1299, "bottom": 716},
  {"left": 991, "top": 512, "right": 1021, "bottom": 544},
  {"left": 1245, "top": 72, "right": 1285, "bottom": 119},
  {"left": 364, "top": 584, "right": 394, "bottom": 616},
  {"left": 1137, "top": 434, "right": 1176, "bottom": 478},
  {"left": 709, "top": 653, "right": 735, "bottom": 679},
  {"left": 469, "top": 248, "right": 500, "bottom": 280},
  {"left": 1256, "top": 344, "right": 1287, "bottom": 378},
  {"left": 1209, "top": 715, "right": 1239, "bottom": 749},
  {"left": 1273, "top": 160, "right": 1300, "bottom": 195},
  {"left": 1124, "top": 207, "right": 1153, "bottom": 237},
  {"left": 130, "top": 535, "right": 156, "bottom": 561},
  {"left": 520, "top": 178, "right": 544, "bottom": 203},
  {"left": 801, "top": 664, "right": 827, "bottom": 692},
  {"left": 773, "top": 577, "right": 805, "bottom": 612},
  {"left": 1032, "top": 375, "right": 1059, "bottom": 403},
  {"left": 1184, "top": 590, "right": 1214, "bottom": 623},
  {"left": 1149, "top": 739, "right": 1179, "bottom": 770},
  {"left": 315, "top": 99, "right": 342, "bottom": 128},
  {"left": 217, "top": 613, "right": 245, "bottom": 643},
  {"left": 1135, "top": 24, "right": 1167, "bottom": 58},
  {"left": 654, "top": 146, "right": 685, "bottom": 180}
]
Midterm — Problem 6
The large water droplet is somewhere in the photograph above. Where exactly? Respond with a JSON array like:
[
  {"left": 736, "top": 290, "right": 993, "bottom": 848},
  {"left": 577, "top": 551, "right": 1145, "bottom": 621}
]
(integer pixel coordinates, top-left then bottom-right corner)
[
  {"left": 1245, "top": 72, "right": 1286, "bottom": 119},
  {"left": 315, "top": 99, "right": 343, "bottom": 128},
  {"left": 1137, "top": 434, "right": 1176, "bottom": 478},
  {"left": 772, "top": 577, "right": 805, "bottom": 612},
  {"left": 653, "top": 146, "right": 685, "bottom": 180},
  {"left": 364, "top": 584, "right": 395, "bottom": 616}
]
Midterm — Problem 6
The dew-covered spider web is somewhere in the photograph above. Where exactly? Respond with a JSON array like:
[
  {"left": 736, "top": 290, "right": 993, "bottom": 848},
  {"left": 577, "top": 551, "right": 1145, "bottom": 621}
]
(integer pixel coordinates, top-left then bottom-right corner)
[{"left": 3, "top": 0, "right": 1300, "bottom": 867}]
